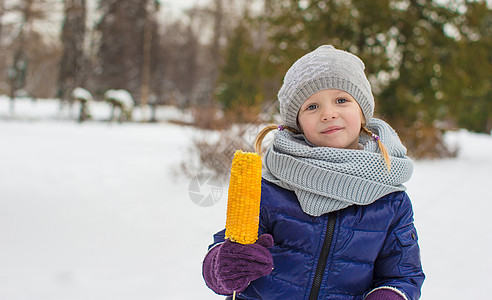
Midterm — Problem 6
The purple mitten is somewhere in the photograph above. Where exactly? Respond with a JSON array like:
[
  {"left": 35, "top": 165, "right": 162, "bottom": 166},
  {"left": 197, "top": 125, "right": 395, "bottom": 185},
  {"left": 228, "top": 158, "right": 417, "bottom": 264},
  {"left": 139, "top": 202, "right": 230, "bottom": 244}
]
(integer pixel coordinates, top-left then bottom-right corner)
[
  {"left": 365, "top": 288, "right": 407, "bottom": 300},
  {"left": 203, "top": 234, "right": 274, "bottom": 295}
]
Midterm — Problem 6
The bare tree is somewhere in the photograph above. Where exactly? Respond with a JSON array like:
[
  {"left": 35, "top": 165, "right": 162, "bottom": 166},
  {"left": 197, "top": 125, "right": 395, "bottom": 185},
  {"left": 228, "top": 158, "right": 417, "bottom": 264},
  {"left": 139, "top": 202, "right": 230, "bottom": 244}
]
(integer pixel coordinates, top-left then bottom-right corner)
[
  {"left": 8, "top": 0, "right": 34, "bottom": 113},
  {"left": 57, "top": 0, "right": 87, "bottom": 108},
  {"left": 0, "top": 0, "right": 4, "bottom": 43},
  {"left": 210, "top": 0, "right": 223, "bottom": 81},
  {"left": 5, "top": 0, "right": 59, "bottom": 111},
  {"left": 182, "top": 0, "right": 229, "bottom": 107},
  {"left": 0, "top": 0, "right": 5, "bottom": 92},
  {"left": 96, "top": 0, "right": 150, "bottom": 103},
  {"left": 139, "top": 0, "right": 160, "bottom": 121}
]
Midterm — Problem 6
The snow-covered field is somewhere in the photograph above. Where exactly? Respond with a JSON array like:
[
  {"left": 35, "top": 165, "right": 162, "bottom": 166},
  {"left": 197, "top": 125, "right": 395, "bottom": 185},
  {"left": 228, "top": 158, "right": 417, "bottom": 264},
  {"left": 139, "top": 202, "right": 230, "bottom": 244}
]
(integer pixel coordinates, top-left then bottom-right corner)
[{"left": 1, "top": 97, "right": 490, "bottom": 299}]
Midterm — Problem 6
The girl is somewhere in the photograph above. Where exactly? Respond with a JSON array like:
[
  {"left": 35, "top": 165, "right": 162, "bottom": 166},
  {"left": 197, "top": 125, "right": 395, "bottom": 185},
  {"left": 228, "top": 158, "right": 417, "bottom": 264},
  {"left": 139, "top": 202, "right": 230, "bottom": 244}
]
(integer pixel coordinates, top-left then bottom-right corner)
[{"left": 202, "top": 45, "right": 424, "bottom": 299}]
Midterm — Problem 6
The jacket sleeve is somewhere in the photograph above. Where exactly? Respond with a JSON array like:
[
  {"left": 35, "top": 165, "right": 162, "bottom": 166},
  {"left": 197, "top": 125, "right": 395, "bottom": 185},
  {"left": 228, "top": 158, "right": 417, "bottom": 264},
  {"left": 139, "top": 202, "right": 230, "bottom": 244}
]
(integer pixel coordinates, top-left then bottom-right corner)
[{"left": 371, "top": 192, "right": 425, "bottom": 300}]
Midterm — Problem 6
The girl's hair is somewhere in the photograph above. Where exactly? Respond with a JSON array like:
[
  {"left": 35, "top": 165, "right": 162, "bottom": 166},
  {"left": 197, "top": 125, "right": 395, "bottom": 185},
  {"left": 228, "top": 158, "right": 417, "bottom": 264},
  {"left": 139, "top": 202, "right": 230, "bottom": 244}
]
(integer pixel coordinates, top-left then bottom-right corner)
[
  {"left": 360, "top": 125, "right": 391, "bottom": 171},
  {"left": 254, "top": 124, "right": 392, "bottom": 171},
  {"left": 254, "top": 125, "right": 298, "bottom": 154}
]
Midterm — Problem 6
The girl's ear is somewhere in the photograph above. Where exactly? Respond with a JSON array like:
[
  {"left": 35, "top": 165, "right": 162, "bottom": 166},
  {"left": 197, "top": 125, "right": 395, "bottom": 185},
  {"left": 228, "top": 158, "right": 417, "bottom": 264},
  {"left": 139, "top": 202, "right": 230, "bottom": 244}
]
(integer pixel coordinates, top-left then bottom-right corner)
[
  {"left": 359, "top": 112, "right": 366, "bottom": 133},
  {"left": 359, "top": 107, "right": 366, "bottom": 124}
]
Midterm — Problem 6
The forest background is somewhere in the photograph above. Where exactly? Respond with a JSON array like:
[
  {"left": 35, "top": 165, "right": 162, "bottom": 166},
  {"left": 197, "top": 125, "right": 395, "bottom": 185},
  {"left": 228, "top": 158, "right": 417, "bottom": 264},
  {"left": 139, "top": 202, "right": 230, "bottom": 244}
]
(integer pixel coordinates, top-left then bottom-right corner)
[{"left": 1, "top": 0, "right": 491, "bottom": 161}]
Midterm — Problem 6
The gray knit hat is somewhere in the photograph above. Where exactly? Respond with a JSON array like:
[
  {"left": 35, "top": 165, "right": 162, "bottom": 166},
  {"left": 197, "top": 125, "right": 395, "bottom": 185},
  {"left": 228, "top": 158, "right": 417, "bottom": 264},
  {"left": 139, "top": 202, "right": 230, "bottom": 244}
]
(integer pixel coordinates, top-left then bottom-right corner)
[{"left": 278, "top": 45, "right": 374, "bottom": 131}]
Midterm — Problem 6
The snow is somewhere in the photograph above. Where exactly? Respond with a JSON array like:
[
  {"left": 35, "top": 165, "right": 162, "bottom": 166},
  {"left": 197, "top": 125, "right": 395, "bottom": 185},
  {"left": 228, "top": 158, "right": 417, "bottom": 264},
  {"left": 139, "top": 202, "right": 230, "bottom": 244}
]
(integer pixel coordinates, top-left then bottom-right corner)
[
  {"left": 72, "top": 87, "right": 94, "bottom": 102},
  {"left": 104, "top": 89, "right": 135, "bottom": 108},
  {"left": 1, "top": 97, "right": 491, "bottom": 299},
  {"left": 406, "top": 130, "right": 492, "bottom": 299},
  {"left": 0, "top": 96, "right": 193, "bottom": 124}
]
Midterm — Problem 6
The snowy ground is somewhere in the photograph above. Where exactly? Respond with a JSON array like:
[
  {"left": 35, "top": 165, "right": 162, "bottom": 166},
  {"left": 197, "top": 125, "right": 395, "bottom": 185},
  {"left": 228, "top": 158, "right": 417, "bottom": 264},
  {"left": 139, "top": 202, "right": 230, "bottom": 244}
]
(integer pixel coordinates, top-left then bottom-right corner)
[{"left": 1, "top": 97, "right": 490, "bottom": 299}]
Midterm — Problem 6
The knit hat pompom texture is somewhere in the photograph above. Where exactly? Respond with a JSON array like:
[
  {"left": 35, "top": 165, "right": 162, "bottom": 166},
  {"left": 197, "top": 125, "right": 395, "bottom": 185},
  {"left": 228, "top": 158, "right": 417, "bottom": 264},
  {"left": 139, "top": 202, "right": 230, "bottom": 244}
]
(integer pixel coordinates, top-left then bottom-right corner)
[{"left": 278, "top": 45, "right": 374, "bottom": 131}]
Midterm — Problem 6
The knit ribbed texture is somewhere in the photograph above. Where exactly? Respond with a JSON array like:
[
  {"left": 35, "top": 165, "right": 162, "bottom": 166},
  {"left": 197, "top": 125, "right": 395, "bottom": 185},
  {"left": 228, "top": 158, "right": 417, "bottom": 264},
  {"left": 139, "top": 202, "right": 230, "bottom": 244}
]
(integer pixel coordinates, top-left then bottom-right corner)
[
  {"left": 278, "top": 45, "right": 374, "bottom": 131},
  {"left": 262, "top": 119, "right": 413, "bottom": 217},
  {"left": 365, "top": 287, "right": 408, "bottom": 300}
]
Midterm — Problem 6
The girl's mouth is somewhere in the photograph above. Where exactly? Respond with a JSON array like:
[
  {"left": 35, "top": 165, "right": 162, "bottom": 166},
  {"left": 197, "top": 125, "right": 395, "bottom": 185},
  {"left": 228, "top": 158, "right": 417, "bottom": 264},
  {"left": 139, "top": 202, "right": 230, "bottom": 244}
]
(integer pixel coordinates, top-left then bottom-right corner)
[{"left": 321, "top": 126, "right": 343, "bottom": 134}]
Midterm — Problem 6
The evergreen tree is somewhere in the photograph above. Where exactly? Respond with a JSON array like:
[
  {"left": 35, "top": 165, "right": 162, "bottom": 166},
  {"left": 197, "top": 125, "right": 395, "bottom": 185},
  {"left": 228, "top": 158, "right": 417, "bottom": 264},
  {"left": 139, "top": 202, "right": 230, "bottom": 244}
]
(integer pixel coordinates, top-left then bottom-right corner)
[
  {"left": 215, "top": 0, "right": 491, "bottom": 154},
  {"left": 215, "top": 19, "right": 263, "bottom": 119},
  {"left": 260, "top": 0, "right": 492, "bottom": 156},
  {"left": 446, "top": 1, "right": 492, "bottom": 133}
]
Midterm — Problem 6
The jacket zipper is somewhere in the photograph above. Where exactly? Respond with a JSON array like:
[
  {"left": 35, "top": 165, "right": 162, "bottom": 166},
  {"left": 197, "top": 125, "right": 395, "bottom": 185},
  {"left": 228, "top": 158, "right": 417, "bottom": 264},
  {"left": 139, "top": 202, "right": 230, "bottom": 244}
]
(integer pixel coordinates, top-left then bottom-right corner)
[{"left": 308, "top": 211, "right": 337, "bottom": 300}]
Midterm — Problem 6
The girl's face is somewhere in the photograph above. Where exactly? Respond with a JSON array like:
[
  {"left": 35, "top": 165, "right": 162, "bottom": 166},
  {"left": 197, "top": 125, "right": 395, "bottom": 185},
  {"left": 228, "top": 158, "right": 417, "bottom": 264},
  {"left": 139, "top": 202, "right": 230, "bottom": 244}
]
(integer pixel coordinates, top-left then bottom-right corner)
[{"left": 297, "top": 89, "right": 363, "bottom": 149}]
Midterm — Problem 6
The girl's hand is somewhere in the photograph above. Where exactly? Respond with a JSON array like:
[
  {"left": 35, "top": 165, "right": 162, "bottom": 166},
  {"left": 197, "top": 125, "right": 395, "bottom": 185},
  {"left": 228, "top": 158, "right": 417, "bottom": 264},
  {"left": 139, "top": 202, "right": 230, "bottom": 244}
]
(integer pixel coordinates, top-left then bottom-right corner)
[{"left": 203, "top": 234, "right": 274, "bottom": 294}]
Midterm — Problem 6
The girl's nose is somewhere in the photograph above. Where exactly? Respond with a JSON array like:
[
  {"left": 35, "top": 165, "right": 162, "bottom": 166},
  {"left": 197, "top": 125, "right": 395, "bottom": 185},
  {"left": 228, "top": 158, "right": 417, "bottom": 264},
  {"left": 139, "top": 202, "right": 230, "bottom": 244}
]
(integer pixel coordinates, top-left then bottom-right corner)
[{"left": 321, "top": 107, "right": 338, "bottom": 121}]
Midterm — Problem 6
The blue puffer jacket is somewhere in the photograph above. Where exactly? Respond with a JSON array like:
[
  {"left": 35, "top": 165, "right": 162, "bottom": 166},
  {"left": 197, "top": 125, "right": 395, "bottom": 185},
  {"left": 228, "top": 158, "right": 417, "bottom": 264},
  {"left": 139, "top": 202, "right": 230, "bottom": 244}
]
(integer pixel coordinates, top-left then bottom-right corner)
[{"left": 209, "top": 180, "right": 425, "bottom": 299}]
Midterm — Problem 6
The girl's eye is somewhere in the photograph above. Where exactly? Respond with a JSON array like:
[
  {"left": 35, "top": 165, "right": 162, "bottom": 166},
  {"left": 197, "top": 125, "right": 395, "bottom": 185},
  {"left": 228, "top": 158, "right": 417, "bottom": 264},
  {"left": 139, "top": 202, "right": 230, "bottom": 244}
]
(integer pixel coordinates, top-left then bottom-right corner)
[
  {"left": 306, "top": 104, "right": 318, "bottom": 110},
  {"left": 336, "top": 98, "right": 348, "bottom": 104}
]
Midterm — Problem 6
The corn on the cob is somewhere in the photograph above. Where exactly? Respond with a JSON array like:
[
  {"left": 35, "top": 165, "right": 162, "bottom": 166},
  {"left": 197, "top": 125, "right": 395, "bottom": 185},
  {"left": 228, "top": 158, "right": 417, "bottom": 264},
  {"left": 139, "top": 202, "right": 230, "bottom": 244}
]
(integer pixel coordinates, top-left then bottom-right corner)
[{"left": 225, "top": 150, "right": 262, "bottom": 245}]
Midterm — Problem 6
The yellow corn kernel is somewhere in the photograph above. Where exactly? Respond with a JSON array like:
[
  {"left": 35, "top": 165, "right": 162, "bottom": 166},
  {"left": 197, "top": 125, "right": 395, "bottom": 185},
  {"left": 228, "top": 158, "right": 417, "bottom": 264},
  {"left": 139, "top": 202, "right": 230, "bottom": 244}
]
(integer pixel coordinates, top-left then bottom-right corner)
[{"left": 225, "top": 150, "right": 262, "bottom": 245}]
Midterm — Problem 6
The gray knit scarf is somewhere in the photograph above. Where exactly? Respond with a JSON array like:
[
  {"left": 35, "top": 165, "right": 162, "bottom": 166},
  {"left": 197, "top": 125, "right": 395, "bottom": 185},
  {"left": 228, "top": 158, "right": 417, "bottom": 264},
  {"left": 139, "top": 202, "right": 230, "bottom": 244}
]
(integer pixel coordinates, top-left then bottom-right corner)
[{"left": 262, "top": 118, "right": 413, "bottom": 217}]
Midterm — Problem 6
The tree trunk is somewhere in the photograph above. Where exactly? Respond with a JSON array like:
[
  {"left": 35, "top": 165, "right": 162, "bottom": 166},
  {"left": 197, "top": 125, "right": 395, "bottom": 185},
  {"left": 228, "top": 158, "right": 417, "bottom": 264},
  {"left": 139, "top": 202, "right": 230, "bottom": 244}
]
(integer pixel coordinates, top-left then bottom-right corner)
[{"left": 57, "top": 0, "right": 87, "bottom": 107}]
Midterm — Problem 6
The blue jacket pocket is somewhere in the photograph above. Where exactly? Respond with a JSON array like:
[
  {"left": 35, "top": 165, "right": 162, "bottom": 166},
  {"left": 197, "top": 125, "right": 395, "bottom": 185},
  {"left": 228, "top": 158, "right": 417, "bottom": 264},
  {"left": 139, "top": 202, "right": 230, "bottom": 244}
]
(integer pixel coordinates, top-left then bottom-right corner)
[{"left": 395, "top": 225, "right": 418, "bottom": 247}]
